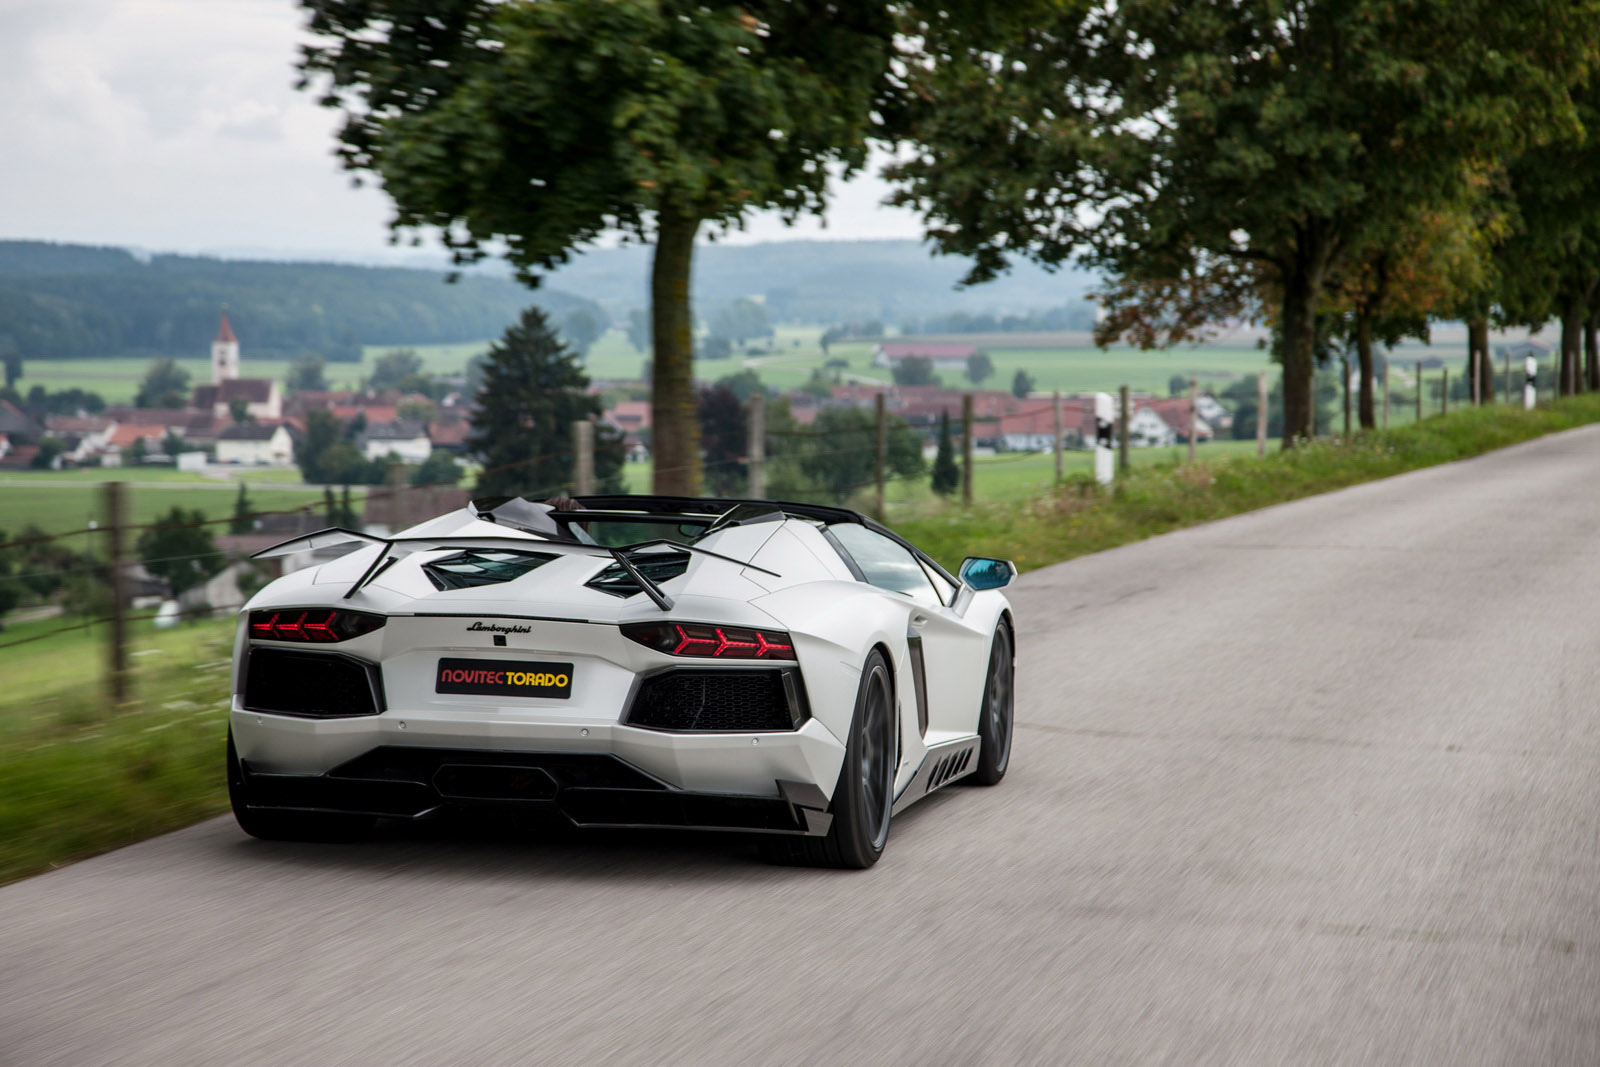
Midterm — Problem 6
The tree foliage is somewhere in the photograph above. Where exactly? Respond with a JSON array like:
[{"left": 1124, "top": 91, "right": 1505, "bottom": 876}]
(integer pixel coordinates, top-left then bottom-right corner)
[
  {"left": 930, "top": 411, "right": 959, "bottom": 496},
  {"left": 964, "top": 351, "right": 994, "bottom": 386},
  {"left": 698, "top": 384, "right": 748, "bottom": 496},
  {"left": 299, "top": 0, "right": 897, "bottom": 494},
  {"left": 137, "top": 507, "right": 225, "bottom": 596},
  {"left": 891, "top": 0, "right": 1600, "bottom": 445},
  {"left": 135, "top": 358, "right": 190, "bottom": 409},
  {"left": 286, "top": 353, "right": 328, "bottom": 393},
  {"left": 891, "top": 356, "right": 938, "bottom": 386},
  {"left": 468, "top": 307, "right": 623, "bottom": 498}
]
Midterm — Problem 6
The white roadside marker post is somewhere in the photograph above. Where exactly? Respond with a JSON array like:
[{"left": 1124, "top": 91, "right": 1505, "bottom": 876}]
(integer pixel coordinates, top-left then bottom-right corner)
[
  {"left": 1093, "top": 391, "right": 1115, "bottom": 487},
  {"left": 1525, "top": 354, "right": 1538, "bottom": 411}
]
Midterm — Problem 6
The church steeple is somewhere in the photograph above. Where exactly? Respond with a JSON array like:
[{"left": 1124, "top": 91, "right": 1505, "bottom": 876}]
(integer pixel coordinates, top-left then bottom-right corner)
[{"left": 211, "top": 306, "right": 240, "bottom": 383}]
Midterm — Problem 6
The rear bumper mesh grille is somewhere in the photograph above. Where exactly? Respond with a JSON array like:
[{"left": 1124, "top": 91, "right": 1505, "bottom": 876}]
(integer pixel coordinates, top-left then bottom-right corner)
[
  {"left": 242, "top": 647, "right": 383, "bottom": 718},
  {"left": 626, "top": 668, "right": 806, "bottom": 732}
]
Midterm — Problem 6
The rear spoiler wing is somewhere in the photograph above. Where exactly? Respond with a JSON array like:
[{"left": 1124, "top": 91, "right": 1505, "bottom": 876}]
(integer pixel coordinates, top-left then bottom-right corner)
[{"left": 251, "top": 526, "right": 776, "bottom": 603}]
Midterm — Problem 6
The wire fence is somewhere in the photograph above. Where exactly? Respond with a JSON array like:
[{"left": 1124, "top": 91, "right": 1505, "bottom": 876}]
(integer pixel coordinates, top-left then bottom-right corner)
[{"left": 0, "top": 360, "right": 1562, "bottom": 672}]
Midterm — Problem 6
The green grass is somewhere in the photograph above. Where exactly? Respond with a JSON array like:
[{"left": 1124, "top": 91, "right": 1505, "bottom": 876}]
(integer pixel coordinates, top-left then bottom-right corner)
[
  {"left": 0, "top": 484, "right": 352, "bottom": 538},
  {"left": 0, "top": 615, "right": 235, "bottom": 885},
  {"left": 888, "top": 394, "right": 1600, "bottom": 574}
]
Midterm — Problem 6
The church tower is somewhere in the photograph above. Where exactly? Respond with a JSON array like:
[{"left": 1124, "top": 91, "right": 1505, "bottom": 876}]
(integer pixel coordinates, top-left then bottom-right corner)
[{"left": 212, "top": 309, "right": 240, "bottom": 383}]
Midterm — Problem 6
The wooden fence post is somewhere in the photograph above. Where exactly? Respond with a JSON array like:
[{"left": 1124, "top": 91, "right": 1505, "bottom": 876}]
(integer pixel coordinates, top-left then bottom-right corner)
[
  {"left": 874, "top": 392, "right": 887, "bottom": 520},
  {"left": 1382, "top": 360, "right": 1389, "bottom": 430},
  {"left": 1257, "top": 373, "right": 1268, "bottom": 456},
  {"left": 1441, "top": 367, "right": 1449, "bottom": 416},
  {"left": 1118, "top": 385, "right": 1130, "bottom": 471},
  {"left": 572, "top": 419, "right": 594, "bottom": 496},
  {"left": 1416, "top": 361, "right": 1423, "bottom": 423},
  {"left": 1187, "top": 378, "right": 1197, "bottom": 463},
  {"left": 1342, "top": 357, "right": 1351, "bottom": 438},
  {"left": 961, "top": 393, "right": 974, "bottom": 507},
  {"left": 747, "top": 394, "right": 765, "bottom": 499},
  {"left": 1052, "top": 390, "right": 1064, "bottom": 486},
  {"left": 104, "top": 481, "right": 128, "bottom": 705}
]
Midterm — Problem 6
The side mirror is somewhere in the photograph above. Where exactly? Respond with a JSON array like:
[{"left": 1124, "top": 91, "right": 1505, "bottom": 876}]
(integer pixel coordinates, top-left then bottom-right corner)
[{"left": 958, "top": 557, "right": 1016, "bottom": 592}]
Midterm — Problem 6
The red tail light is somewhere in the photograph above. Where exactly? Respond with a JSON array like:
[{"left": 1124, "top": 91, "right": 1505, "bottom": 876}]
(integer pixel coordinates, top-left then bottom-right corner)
[
  {"left": 248, "top": 609, "right": 385, "bottom": 643},
  {"left": 622, "top": 622, "right": 796, "bottom": 660}
]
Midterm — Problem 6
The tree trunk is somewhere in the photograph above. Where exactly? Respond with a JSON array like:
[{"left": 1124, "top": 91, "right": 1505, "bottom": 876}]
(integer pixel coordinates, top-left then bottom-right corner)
[
  {"left": 1586, "top": 312, "right": 1599, "bottom": 393},
  {"left": 1278, "top": 260, "right": 1321, "bottom": 447},
  {"left": 1468, "top": 315, "right": 1491, "bottom": 404},
  {"left": 650, "top": 210, "right": 702, "bottom": 495},
  {"left": 1560, "top": 297, "right": 1582, "bottom": 397},
  {"left": 1355, "top": 308, "right": 1375, "bottom": 430}
]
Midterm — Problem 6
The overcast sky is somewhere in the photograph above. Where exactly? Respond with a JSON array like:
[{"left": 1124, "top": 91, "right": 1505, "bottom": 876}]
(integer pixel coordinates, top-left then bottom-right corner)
[{"left": 0, "top": 0, "right": 926, "bottom": 263}]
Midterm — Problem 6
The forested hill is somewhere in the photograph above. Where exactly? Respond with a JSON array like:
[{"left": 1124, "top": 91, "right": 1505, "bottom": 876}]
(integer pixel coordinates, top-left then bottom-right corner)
[{"left": 0, "top": 241, "right": 601, "bottom": 361}]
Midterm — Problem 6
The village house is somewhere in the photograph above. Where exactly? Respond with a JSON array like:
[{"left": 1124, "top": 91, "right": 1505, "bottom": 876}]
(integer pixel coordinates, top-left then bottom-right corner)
[
  {"left": 871, "top": 341, "right": 980, "bottom": 372},
  {"left": 216, "top": 423, "right": 296, "bottom": 465},
  {"left": 360, "top": 419, "right": 432, "bottom": 463}
]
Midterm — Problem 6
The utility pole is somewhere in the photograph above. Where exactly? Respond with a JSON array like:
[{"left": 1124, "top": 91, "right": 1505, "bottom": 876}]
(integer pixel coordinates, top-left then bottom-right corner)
[
  {"left": 1117, "top": 385, "right": 1130, "bottom": 472},
  {"left": 746, "top": 394, "right": 765, "bottom": 499},
  {"left": 873, "top": 392, "right": 887, "bottom": 520},
  {"left": 1257, "top": 373, "right": 1268, "bottom": 457},
  {"left": 1052, "top": 390, "right": 1064, "bottom": 486},
  {"left": 572, "top": 419, "right": 594, "bottom": 496},
  {"left": 961, "top": 393, "right": 974, "bottom": 507},
  {"left": 1342, "top": 357, "right": 1351, "bottom": 438},
  {"left": 104, "top": 481, "right": 129, "bottom": 705},
  {"left": 1187, "top": 378, "right": 1198, "bottom": 464}
]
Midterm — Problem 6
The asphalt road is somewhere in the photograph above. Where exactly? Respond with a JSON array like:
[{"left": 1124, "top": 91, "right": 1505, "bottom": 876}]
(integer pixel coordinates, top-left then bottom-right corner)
[{"left": 7, "top": 426, "right": 1600, "bottom": 1065}]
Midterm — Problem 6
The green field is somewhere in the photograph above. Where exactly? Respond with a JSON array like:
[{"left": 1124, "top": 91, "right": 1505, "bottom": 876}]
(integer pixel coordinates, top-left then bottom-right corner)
[
  {"left": 0, "top": 481, "right": 353, "bottom": 538},
  {"left": 0, "top": 613, "right": 234, "bottom": 885}
]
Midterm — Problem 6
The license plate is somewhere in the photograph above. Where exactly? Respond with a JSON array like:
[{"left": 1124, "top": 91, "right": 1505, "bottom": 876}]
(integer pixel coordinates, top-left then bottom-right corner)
[{"left": 435, "top": 658, "right": 573, "bottom": 699}]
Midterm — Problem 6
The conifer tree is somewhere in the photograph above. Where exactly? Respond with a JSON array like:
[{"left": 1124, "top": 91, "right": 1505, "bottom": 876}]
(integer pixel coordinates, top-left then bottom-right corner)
[
  {"left": 468, "top": 308, "right": 623, "bottom": 498},
  {"left": 229, "top": 483, "right": 253, "bottom": 534},
  {"left": 931, "top": 411, "right": 960, "bottom": 497}
]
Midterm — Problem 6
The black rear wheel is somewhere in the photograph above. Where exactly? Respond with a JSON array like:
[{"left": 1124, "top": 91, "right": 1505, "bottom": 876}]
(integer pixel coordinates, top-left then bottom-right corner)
[
  {"left": 968, "top": 623, "right": 1013, "bottom": 786},
  {"left": 227, "top": 730, "right": 374, "bottom": 842},
  {"left": 760, "top": 649, "right": 894, "bottom": 868}
]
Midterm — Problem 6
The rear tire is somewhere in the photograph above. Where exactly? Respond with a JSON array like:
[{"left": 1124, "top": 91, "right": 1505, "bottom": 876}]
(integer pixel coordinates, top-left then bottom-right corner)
[
  {"left": 760, "top": 650, "right": 895, "bottom": 869},
  {"left": 968, "top": 622, "right": 1014, "bottom": 786},
  {"left": 227, "top": 730, "right": 374, "bottom": 842}
]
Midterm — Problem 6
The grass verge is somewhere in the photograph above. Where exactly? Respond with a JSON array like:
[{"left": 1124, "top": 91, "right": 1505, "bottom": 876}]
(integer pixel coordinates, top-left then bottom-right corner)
[
  {"left": 6, "top": 395, "right": 1600, "bottom": 884},
  {"left": 891, "top": 395, "right": 1600, "bottom": 572},
  {"left": 0, "top": 618, "right": 234, "bottom": 885}
]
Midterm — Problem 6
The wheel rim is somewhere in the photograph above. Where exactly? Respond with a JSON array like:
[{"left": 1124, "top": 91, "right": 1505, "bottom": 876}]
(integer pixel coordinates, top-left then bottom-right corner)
[
  {"left": 987, "top": 634, "right": 1013, "bottom": 771},
  {"left": 858, "top": 667, "right": 892, "bottom": 849}
]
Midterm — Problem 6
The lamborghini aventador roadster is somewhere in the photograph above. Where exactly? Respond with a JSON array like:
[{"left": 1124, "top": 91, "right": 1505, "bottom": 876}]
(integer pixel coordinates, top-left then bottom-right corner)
[{"left": 227, "top": 495, "right": 1016, "bottom": 867}]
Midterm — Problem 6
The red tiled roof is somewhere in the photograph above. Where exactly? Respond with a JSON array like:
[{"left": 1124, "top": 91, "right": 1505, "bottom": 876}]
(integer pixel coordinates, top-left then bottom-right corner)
[
  {"left": 108, "top": 424, "right": 170, "bottom": 449},
  {"left": 0, "top": 445, "right": 40, "bottom": 469},
  {"left": 427, "top": 418, "right": 471, "bottom": 447},
  {"left": 45, "top": 415, "right": 113, "bottom": 434},
  {"left": 215, "top": 312, "right": 236, "bottom": 344}
]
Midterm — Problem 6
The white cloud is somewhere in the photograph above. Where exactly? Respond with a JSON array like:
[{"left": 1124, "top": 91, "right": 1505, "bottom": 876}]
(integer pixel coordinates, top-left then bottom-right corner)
[{"left": 0, "top": 0, "right": 924, "bottom": 259}]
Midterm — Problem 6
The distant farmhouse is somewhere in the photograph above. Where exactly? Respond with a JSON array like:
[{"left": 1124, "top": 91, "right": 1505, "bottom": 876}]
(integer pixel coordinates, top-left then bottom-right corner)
[{"left": 871, "top": 341, "right": 979, "bottom": 372}]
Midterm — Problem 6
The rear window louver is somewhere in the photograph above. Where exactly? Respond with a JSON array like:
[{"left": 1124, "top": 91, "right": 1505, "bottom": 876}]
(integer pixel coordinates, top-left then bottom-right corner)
[
  {"left": 423, "top": 549, "right": 557, "bottom": 591},
  {"left": 586, "top": 551, "right": 690, "bottom": 598}
]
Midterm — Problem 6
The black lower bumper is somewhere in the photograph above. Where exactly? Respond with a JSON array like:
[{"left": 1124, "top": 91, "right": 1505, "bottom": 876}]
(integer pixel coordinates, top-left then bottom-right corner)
[{"left": 238, "top": 746, "right": 832, "bottom": 835}]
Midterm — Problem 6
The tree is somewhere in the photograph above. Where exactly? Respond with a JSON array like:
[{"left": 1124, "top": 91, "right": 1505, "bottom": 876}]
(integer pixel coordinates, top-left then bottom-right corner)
[
  {"left": 368, "top": 349, "right": 424, "bottom": 392},
  {"left": 930, "top": 411, "right": 959, "bottom": 496},
  {"left": 135, "top": 358, "right": 190, "bottom": 409},
  {"left": 128, "top": 436, "right": 149, "bottom": 464},
  {"left": 774, "top": 406, "right": 923, "bottom": 505},
  {"left": 0, "top": 337, "right": 20, "bottom": 389},
  {"left": 713, "top": 369, "right": 766, "bottom": 403},
  {"left": 228, "top": 397, "right": 252, "bottom": 425},
  {"left": 891, "top": 0, "right": 1599, "bottom": 445},
  {"left": 323, "top": 487, "right": 338, "bottom": 526},
  {"left": 299, "top": 0, "right": 897, "bottom": 495},
  {"left": 891, "top": 356, "right": 938, "bottom": 386},
  {"left": 964, "top": 351, "right": 995, "bottom": 386},
  {"left": 0, "top": 532, "right": 22, "bottom": 626},
  {"left": 711, "top": 298, "right": 771, "bottom": 344},
  {"left": 1011, "top": 369, "right": 1035, "bottom": 400},
  {"left": 698, "top": 384, "right": 749, "bottom": 496},
  {"left": 559, "top": 309, "right": 604, "bottom": 360},
  {"left": 161, "top": 431, "right": 185, "bottom": 458},
  {"left": 230, "top": 484, "right": 255, "bottom": 534},
  {"left": 137, "top": 508, "right": 225, "bottom": 596},
  {"left": 699, "top": 335, "right": 733, "bottom": 361},
  {"left": 286, "top": 353, "right": 328, "bottom": 393},
  {"left": 340, "top": 486, "right": 359, "bottom": 527},
  {"left": 625, "top": 309, "right": 652, "bottom": 355},
  {"left": 296, "top": 408, "right": 342, "bottom": 484},
  {"left": 467, "top": 307, "right": 623, "bottom": 497},
  {"left": 397, "top": 397, "right": 437, "bottom": 423},
  {"left": 411, "top": 450, "right": 464, "bottom": 488}
]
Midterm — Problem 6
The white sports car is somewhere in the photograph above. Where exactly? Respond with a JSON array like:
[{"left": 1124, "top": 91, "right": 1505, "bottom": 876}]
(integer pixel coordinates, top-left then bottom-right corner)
[{"left": 228, "top": 495, "right": 1016, "bottom": 868}]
